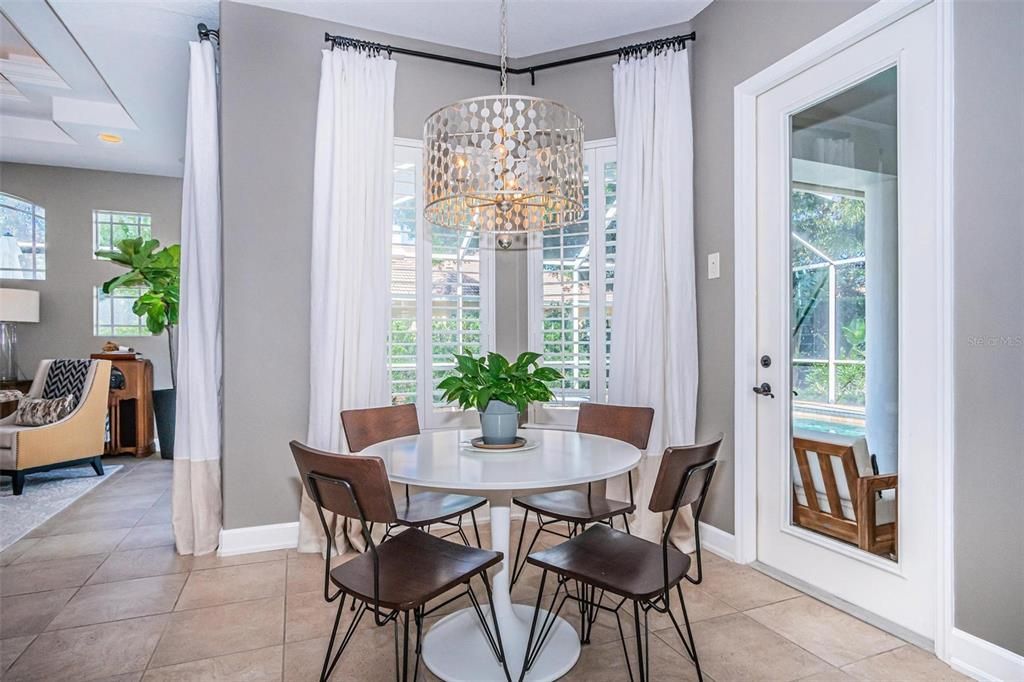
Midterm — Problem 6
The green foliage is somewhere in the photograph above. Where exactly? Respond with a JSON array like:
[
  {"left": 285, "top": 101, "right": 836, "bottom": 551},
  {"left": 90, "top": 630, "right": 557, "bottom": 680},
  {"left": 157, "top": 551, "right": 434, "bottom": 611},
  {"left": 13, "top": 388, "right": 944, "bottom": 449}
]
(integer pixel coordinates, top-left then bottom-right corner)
[
  {"left": 841, "top": 318, "right": 866, "bottom": 360},
  {"left": 437, "top": 352, "right": 563, "bottom": 412},
  {"left": 95, "top": 238, "right": 180, "bottom": 336}
]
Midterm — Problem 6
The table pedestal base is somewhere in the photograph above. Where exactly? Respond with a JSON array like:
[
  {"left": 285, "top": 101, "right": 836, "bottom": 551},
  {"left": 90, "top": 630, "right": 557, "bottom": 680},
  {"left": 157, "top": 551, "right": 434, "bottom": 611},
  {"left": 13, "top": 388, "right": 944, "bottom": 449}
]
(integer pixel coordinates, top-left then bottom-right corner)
[{"left": 423, "top": 604, "right": 579, "bottom": 682}]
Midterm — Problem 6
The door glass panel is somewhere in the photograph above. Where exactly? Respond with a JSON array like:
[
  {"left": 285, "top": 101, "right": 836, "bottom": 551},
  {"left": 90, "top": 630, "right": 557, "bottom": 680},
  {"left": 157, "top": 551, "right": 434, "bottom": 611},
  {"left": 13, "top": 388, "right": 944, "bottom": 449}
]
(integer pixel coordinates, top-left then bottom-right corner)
[{"left": 789, "top": 67, "right": 898, "bottom": 561}]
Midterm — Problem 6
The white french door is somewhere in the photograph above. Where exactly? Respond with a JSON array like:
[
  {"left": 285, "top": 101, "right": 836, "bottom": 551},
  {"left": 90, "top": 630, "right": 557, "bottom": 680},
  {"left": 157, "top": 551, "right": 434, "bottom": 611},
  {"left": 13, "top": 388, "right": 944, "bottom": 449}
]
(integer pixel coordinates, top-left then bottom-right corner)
[{"left": 753, "top": 3, "right": 939, "bottom": 639}]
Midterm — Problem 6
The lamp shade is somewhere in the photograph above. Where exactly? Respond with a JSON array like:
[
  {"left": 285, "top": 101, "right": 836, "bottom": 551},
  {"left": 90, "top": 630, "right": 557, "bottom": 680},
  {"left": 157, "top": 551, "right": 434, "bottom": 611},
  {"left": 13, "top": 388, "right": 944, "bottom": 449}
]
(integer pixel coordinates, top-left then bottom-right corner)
[{"left": 0, "top": 288, "right": 40, "bottom": 322}]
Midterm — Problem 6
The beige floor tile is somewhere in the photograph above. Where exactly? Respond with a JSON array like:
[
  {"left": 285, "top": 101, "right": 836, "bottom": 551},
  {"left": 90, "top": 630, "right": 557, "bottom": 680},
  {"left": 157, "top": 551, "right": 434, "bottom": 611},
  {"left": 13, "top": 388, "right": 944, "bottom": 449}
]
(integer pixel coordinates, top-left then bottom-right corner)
[
  {"left": 658, "top": 612, "right": 831, "bottom": 681},
  {"left": 12, "top": 528, "right": 131, "bottom": 564},
  {"left": 142, "top": 645, "right": 283, "bottom": 681},
  {"left": 841, "top": 645, "right": 970, "bottom": 681},
  {"left": 0, "top": 538, "right": 41, "bottom": 566},
  {"left": 284, "top": 590, "right": 338, "bottom": 643},
  {"left": 285, "top": 551, "right": 352, "bottom": 595},
  {"left": 0, "top": 554, "right": 105, "bottom": 596},
  {"left": 149, "top": 596, "right": 284, "bottom": 668},
  {"left": 136, "top": 503, "right": 173, "bottom": 528},
  {"left": 4, "top": 614, "right": 168, "bottom": 681},
  {"left": 46, "top": 573, "right": 187, "bottom": 630},
  {"left": 622, "top": 583, "right": 737, "bottom": 631},
  {"left": 1, "top": 635, "right": 36, "bottom": 673},
  {"left": 94, "top": 674, "right": 144, "bottom": 682},
  {"left": 0, "top": 587, "right": 76, "bottom": 637},
  {"left": 74, "top": 494, "right": 158, "bottom": 515},
  {"left": 696, "top": 559, "right": 801, "bottom": 611},
  {"left": 175, "top": 560, "right": 285, "bottom": 610},
  {"left": 563, "top": 633, "right": 700, "bottom": 681},
  {"left": 88, "top": 546, "right": 193, "bottom": 585},
  {"left": 282, "top": 625, "right": 399, "bottom": 682},
  {"left": 796, "top": 669, "right": 858, "bottom": 681},
  {"left": 191, "top": 549, "right": 288, "bottom": 570},
  {"left": 747, "top": 596, "right": 904, "bottom": 667},
  {"left": 29, "top": 507, "right": 147, "bottom": 537},
  {"left": 117, "top": 524, "right": 176, "bottom": 551}
]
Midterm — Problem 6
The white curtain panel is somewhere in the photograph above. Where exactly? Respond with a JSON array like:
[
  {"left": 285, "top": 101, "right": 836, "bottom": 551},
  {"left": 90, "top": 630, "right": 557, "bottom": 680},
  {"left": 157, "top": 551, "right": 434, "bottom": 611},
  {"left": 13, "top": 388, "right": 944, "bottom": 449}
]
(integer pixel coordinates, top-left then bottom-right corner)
[
  {"left": 608, "top": 48, "right": 700, "bottom": 552},
  {"left": 297, "top": 48, "right": 396, "bottom": 554},
  {"left": 173, "top": 39, "right": 223, "bottom": 556}
]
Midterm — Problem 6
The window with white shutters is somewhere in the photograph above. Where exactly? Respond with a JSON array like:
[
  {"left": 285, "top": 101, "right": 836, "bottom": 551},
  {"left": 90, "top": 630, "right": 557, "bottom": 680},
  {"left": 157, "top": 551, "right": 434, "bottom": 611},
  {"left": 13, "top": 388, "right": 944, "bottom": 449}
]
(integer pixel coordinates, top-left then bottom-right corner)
[
  {"left": 389, "top": 141, "right": 494, "bottom": 428},
  {"left": 528, "top": 141, "right": 617, "bottom": 426}
]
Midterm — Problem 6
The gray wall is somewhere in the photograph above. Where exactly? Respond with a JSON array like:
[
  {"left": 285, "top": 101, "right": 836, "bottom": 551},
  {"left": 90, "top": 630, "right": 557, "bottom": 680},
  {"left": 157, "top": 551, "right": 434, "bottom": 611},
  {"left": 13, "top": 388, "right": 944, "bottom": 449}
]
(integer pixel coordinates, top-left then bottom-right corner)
[
  {"left": 952, "top": 0, "right": 1024, "bottom": 656},
  {"left": 219, "top": 0, "right": 508, "bottom": 528},
  {"left": 502, "top": 2, "right": 872, "bottom": 530},
  {"left": 219, "top": 0, "right": 1024, "bottom": 653},
  {"left": 0, "top": 163, "right": 182, "bottom": 388}
]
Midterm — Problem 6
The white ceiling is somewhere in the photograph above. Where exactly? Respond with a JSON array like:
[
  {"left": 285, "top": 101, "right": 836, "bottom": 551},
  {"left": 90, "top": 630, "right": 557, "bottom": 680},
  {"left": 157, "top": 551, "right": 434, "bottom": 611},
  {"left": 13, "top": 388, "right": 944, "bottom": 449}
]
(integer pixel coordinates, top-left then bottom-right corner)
[
  {"left": 0, "top": 0, "right": 709, "bottom": 178},
  {"left": 0, "top": 0, "right": 216, "bottom": 178},
  {"left": 238, "top": 0, "right": 711, "bottom": 58}
]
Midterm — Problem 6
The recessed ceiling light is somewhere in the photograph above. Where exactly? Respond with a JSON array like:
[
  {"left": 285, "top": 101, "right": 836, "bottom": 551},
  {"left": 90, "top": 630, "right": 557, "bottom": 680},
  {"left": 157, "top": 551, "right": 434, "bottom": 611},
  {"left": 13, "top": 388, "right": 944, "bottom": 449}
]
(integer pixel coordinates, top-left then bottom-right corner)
[{"left": 98, "top": 133, "right": 123, "bottom": 144}]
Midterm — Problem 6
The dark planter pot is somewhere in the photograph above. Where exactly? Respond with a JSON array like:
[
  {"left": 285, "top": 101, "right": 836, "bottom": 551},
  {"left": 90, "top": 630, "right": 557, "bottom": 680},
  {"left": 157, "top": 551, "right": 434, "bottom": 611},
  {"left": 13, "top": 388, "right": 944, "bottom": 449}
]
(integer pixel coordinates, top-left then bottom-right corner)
[{"left": 153, "top": 388, "right": 176, "bottom": 459}]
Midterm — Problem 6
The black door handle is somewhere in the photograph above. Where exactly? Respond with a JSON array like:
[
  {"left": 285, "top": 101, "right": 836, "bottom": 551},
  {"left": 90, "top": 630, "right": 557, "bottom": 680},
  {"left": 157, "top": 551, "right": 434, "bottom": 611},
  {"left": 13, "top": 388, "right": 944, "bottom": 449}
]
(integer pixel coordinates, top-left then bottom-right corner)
[{"left": 752, "top": 382, "right": 775, "bottom": 399}]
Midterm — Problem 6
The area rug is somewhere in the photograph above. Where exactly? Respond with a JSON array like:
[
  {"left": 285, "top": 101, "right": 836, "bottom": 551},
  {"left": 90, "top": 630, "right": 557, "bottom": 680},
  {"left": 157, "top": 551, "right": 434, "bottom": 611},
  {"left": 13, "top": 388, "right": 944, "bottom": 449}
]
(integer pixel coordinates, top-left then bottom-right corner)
[{"left": 0, "top": 465, "right": 122, "bottom": 551}]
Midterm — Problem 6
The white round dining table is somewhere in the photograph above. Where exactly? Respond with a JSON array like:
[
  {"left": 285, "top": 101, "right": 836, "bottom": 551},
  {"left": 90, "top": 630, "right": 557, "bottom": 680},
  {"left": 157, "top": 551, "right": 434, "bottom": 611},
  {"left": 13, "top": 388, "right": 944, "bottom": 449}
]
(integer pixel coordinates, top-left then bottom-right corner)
[{"left": 362, "top": 428, "right": 642, "bottom": 682}]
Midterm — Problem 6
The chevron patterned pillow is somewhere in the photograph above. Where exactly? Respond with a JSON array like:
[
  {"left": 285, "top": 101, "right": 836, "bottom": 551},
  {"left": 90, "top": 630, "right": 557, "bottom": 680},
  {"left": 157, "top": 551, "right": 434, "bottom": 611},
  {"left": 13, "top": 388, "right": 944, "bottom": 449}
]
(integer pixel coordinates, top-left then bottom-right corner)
[
  {"left": 15, "top": 394, "right": 76, "bottom": 426},
  {"left": 42, "top": 359, "right": 91, "bottom": 406}
]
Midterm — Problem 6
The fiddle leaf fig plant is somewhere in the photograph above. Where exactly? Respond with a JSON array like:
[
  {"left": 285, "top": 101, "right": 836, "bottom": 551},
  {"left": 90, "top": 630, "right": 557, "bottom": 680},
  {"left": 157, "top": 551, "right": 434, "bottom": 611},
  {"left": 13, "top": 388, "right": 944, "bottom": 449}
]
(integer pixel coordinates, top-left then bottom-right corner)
[
  {"left": 437, "top": 351, "right": 563, "bottom": 412},
  {"left": 95, "top": 237, "right": 181, "bottom": 387}
]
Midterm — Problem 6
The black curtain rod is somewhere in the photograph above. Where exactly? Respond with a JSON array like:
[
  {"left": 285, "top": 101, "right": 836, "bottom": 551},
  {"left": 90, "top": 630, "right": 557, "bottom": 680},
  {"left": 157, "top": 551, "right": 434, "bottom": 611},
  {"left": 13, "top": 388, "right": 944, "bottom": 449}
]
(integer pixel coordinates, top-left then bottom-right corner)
[
  {"left": 197, "top": 23, "right": 219, "bottom": 42},
  {"left": 324, "top": 31, "right": 695, "bottom": 84}
]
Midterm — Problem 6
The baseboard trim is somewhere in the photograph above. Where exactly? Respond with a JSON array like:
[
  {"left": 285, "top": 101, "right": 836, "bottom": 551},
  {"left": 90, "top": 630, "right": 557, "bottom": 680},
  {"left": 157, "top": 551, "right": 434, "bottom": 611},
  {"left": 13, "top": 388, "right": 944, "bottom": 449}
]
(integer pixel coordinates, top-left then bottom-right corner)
[
  {"left": 699, "top": 522, "right": 736, "bottom": 561},
  {"left": 218, "top": 522, "right": 299, "bottom": 557},
  {"left": 948, "top": 628, "right": 1024, "bottom": 682}
]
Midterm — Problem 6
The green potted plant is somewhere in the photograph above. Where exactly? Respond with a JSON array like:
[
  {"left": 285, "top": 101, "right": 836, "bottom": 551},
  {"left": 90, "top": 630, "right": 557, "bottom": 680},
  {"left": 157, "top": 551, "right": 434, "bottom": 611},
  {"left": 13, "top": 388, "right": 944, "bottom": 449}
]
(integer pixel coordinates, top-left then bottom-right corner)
[
  {"left": 96, "top": 237, "right": 180, "bottom": 458},
  {"left": 437, "top": 351, "right": 563, "bottom": 444}
]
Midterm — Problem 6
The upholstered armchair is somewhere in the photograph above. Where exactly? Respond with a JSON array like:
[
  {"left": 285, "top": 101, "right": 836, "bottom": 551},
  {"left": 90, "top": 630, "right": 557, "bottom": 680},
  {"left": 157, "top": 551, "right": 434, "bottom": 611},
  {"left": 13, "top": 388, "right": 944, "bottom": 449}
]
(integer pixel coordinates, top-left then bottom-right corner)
[{"left": 0, "top": 359, "right": 111, "bottom": 495}]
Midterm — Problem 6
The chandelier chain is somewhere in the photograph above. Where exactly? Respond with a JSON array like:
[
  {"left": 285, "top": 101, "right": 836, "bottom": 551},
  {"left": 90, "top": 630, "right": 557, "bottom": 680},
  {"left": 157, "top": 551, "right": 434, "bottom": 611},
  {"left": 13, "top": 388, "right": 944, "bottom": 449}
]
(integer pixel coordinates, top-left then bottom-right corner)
[{"left": 499, "top": 0, "right": 508, "bottom": 95}]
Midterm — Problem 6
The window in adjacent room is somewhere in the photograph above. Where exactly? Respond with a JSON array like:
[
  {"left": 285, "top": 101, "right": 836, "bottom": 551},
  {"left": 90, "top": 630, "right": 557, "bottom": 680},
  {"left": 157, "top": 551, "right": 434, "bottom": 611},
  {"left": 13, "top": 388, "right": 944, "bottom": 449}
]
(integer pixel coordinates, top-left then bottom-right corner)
[
  {"left": 389, "top": 141, "right": 495, "bottom": 428},
  {"left": 93, "top": 210, "right": 152, "bottom": 256},
  {"left": 0, "top": 192, "right": 46, "bottom": 280},
  {"left": 94, "top": 286, "right": 150, "bottom": 337},
  {"left": 528, "top": 141, "right": 617, "bottom": 427}
]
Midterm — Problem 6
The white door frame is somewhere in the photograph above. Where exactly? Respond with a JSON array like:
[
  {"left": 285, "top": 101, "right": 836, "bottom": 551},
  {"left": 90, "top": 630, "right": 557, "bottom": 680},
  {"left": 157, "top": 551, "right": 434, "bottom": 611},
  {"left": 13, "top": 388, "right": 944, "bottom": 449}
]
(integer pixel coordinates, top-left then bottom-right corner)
[{"left": 731, "top": 0, "right": 954, "bottom": 661}]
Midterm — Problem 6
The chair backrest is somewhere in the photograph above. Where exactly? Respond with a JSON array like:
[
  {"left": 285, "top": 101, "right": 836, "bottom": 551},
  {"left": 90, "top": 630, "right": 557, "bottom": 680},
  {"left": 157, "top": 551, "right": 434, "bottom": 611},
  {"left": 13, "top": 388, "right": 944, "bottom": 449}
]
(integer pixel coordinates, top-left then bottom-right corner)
[
  {"left": 648, "top": 434, "right": 723, "bottom": 513},
  {"left": 341, "top": 404, "right": 420, "bottom": 452},
  {"left": 792, "top": 436, "right": 871, "bottom": 517},
  {"left": 290, "top": 440, "right": 397, "bottom": 524},
  {"left": 576, "top": 403, "right": 655, "bottom": 451}
]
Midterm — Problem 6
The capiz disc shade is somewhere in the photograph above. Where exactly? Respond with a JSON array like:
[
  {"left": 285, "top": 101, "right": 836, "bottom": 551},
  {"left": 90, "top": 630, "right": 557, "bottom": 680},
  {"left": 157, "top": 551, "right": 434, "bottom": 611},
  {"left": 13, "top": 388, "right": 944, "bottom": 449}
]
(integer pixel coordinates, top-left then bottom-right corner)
[{"left": 424, "top": 95, "right": 584, "bottom": 234}]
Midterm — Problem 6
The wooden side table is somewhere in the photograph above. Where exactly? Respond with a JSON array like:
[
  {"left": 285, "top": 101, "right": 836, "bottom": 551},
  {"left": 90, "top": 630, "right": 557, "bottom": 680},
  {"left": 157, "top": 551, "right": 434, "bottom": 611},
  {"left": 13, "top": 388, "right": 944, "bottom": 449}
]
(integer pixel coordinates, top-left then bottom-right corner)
[
  {"left": 91, "top": 354, "right": 155, "bottom": 457},
  {"left": 0, "top": 379, "right": 33, "bottom": 419}
]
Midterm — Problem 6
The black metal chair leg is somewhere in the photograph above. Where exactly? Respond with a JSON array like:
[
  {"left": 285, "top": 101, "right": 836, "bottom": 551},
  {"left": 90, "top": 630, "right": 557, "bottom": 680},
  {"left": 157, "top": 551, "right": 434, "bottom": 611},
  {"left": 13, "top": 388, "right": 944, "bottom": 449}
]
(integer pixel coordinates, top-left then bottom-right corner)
[
  {"left": 322, "top": 594, "right": 348, "bottom": 682},
  {"left": 519, "top": 569, "right": 548, "bottom": 681},
  {"left": 470, "top": 508, "right": 483, "bottom": 548},
  {"left": 479, "top": 575, "right": 513, "bottom": 682},
  {"left": 412, "top": 606, "right": 425, "bottom": 682},
  {"left": 510, "top": 515, "right": 543, "bottom": 589},
  {"left": 632, "top": 601, "right": 647, "bottom": 682},
  {"left": 672, "top": 584, "right": 704, "bottom": 681},
  {"left": 401, "top": 610, "right": 411, "bottom": 682}
]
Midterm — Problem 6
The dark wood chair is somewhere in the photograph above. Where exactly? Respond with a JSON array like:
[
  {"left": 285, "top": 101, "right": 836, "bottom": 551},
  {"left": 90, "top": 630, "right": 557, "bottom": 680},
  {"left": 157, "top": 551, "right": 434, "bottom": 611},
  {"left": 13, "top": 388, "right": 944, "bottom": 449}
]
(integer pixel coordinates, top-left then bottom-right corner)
[
  {"left": 518, "top": 434, "right": 723, "bottom": 682},
  {"left": 509, "top": 403, "right": 655, "bottom": 586},
  {"left": 291, "top": 441, "right": 511, "bottom": 682},
  {"left": 341, "top": 404, "right": 487, "bottom": 546}
]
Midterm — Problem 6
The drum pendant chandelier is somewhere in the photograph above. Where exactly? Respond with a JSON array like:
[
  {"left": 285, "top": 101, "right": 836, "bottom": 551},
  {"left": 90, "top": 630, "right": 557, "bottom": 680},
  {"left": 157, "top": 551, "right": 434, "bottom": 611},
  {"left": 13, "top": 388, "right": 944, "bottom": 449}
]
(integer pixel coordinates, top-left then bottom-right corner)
[{"left": 423, "top": 0, "right": 584, "bottom": 246}]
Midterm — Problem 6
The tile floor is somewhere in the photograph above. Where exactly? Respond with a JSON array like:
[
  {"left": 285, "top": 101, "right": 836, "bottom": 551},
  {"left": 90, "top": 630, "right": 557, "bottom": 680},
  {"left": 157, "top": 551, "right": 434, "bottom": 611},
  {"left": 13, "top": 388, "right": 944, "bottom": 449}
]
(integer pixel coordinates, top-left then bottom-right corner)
[{"left": 0, "top": 456, "right": 969, "bottom": 681}]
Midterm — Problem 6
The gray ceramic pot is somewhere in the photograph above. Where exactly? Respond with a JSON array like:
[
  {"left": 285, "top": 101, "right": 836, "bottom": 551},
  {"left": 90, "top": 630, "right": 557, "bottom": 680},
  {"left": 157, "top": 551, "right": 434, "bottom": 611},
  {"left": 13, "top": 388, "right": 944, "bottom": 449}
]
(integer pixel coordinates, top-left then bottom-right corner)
[{"left": 479, "top": 399, "right": 519, "bottom": 444}]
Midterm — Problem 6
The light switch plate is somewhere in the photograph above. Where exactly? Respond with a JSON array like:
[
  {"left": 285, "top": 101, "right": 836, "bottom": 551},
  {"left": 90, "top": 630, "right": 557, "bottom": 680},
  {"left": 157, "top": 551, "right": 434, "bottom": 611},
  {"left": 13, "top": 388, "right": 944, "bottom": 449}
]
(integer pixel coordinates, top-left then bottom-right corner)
[{"left": 708, "top": 252, "right": 720, "bottom": 280}]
